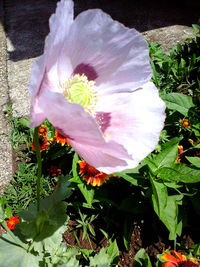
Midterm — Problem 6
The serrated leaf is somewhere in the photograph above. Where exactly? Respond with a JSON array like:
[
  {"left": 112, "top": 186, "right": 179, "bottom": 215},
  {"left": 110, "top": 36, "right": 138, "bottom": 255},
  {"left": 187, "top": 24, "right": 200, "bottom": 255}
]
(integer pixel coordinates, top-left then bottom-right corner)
[
  {"left": 132, "top": 248, "right": 152, "bottom": 267},
  {"left": 19, "top": 201, "right": 67, "bottom": 245},
  {"left": 157, "top": 164, "right": 200, "bottom": 183},
  {"left": 61, "top": 257, "right": 80, "bottom": 267},
  {"left": 0, "top": 233, "right": 41, "bottom": 267},
  {"left": 49, "top": 244, "right": 81, "bottom": 266},
  {"left": 161, "top": 93, "right": 194, "bottom": 116},
  {"left": 89, "top": 247, "right": 111, "bottom": 267},
  {"left": 33, "top": 224, "right": 67, "bottom": 253}
]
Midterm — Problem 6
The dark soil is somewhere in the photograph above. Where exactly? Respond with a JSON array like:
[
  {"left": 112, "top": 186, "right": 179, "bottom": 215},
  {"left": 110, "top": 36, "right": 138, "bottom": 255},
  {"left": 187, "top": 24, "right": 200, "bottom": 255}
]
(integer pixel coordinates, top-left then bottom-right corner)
[{"left": 62, "top": 216, "right": 198, "bottom": 266}]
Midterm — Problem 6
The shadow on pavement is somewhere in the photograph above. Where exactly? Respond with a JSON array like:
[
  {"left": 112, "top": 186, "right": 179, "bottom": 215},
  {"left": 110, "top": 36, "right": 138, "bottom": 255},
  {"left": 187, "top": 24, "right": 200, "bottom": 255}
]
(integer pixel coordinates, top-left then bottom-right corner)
[{"left": 1, "top": 0, "right": 200, "bottom": 62}]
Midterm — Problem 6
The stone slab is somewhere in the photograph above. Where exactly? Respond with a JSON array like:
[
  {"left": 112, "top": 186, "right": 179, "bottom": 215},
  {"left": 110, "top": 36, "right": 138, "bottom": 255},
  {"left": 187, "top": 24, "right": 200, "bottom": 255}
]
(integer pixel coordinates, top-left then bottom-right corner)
[
  {"left": 0, "top": 0, "right": 13, "bottom": 195},
  {"left": 144, "top": 25, "right": 195, "bottom": 53}
]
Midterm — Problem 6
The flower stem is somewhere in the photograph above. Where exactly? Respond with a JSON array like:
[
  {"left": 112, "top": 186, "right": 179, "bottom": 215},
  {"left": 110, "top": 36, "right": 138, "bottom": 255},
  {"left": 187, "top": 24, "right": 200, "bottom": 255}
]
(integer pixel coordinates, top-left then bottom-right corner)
[{"left": 34, "top": 127, "right": 42, "bottom": 212}]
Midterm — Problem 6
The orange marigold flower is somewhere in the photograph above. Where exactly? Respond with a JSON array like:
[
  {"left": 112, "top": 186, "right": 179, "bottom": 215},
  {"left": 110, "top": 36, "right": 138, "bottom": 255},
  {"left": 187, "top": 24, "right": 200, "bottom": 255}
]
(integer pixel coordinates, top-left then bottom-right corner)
[
  {"left": 182, "top": 119, "right": 191, "bottom": 128},
  {"left": 48, "top": 165, "right": 61, "bottom": 177},
  {"left": 38, "top": 125, "right": 48, "bottom": 138},
  {"left": 175, "top": 155, "right": 181, "bottom": 164},
  {"left": 176, "top": 146, "right": 184, "bottom": 163},
  {"left": 31, "top": 137, "right": 50, "bottom": 152},
  {"left": 6, "top": 216, "right": 19, "bottom": 230},
  {"left": 161, "top": 250, "right": 200, "bottom": 267},
  {"left": 78, "top": 161, "right": 114, "bottom": 186},
  {"left": 178, "top": 145, "right": 183, "bottom": 154},
  {"left": 54, "top": 129, "right": 70, "bottom": 146}
]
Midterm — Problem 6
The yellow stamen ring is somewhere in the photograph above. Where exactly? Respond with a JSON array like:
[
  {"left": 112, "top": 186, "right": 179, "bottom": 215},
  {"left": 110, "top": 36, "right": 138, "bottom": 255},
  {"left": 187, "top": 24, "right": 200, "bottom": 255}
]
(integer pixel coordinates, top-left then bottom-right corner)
[{"left": 62, "top": 74, "right": 98, "bottom": 115}]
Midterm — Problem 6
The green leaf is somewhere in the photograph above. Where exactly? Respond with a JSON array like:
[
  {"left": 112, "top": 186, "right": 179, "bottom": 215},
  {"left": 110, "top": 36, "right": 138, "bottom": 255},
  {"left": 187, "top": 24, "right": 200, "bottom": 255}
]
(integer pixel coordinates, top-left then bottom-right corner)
[
  {"left": 186, "top": 157, "right": 200, "bottom": 168},
  {"left": 0, "top": 204, "right": 4, "bottom": 222},
  {"left": 5, "top": 206, "right": 12, "bottom": 218},
  {"left": 106, "top": 240, "right": 119, "bottom": 265},
  {"left": 52, "top": 176, "right": 72, "bottom": 202},
  {"left": 192, "top": 24, "right": 200, "bottom": 34},
  {"left": 89, "top": 247, "right": 111, "bottom": 267},
  {"left": 50, "top": 245, "right": 81, "bottom": 266},
  {"left": 132, "top": 248, "right": 152, "bottom": 267},
  {"left": 116, "top": 160, "right": 148, "bottom": 187},
  {"left": 60, "top": 257, "right": 80, "bottom": 267},
  {"left": 150, "top": 58, "right": 159, "bottom": 87},
  {"left": 150, "top": 177, "right": 181, "bottom": 240},
  {"left": 88, "top": 224, "right": 95, "bottom": 237},
  {"left": 147, "top": 137, "right": 181, "bottom": 173},
  {"left": 33, "top": 224, "right": 67, "bottom": 253},
  {"left": 19, "top": 200, "right": 68, "bottom": 244},
  {"left": 19, "top": 118, "right": 30, "bottom": 128},
  {"left": 116, "top": 172, "right": 146, "bottom": 187},
  {"left": 78, "top": 183, "right": 95, "bottom": 207},
  {"left": 157, "top": 164, "right": 200, "bottom": 183},
  {"left": 72, "top": 153, "right": 79, "bottom": 178},
  {"left": 0, "top": 233, "right": 41, "bottom": 267},
  {"left": 49, "top": 147, "right": 68, "bottom": 160},
  {"left": 161, "top": 93, "right": 195, "bottom": 116}
]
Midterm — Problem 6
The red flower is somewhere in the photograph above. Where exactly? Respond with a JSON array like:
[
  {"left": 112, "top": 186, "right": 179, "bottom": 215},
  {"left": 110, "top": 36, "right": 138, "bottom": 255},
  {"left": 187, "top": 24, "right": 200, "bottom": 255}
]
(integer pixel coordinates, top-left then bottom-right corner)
[
  {"left": 48, "top": 165, "right": 62, "bottom": 177},
  {"left": 6, "top": 216, "right": 19, "bottom": 230},
  {"left": 38, "top": 125, "right": 48, "bottom": 138},
  {"left": 78, "top": 161, "right": 114, "bottom": 186},
  {"left": 182, "top": 119, "right": 190, "bottom": 128},
  {"left": 31, "top": 137, "right": 50, "bottom": 152},
  {"left": 54, "top": 129, "right": 70, "bottom": 146},
  {"left": 178, "top": 145, "right": 183, "bottom": 154},
  {"left": 161, "top": 251, "right": 200, "bottom": 267},
  {"left": 176, "top": 145, "right": 184, "bottom": 163}
]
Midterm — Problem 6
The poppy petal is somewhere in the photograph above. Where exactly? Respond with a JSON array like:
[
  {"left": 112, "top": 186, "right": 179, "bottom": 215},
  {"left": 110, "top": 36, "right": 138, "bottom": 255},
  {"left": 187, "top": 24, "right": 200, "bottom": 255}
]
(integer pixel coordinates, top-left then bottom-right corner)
[
  {"left": 96, "top": 82, "right": 166, "bottom": 168},
  {"left": 61, "top": 8, "right": 152, "bottom": 91}
]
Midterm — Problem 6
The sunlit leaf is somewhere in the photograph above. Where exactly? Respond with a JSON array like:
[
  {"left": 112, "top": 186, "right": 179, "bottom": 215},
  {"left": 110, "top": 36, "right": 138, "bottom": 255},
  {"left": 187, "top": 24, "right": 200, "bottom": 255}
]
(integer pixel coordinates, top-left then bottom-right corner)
[
  {"left": 147, "top": 137, "right": 181, "bottom": 173},
  {"left": 150, "top": 177, "right": 181, "bottom": 240},
  {"left": 0, "top": 233, "right": 41, "bottom": 267},
  {"left": 161, "top": 93, "right": 194, "bottom": 116},
  {"left": 157, "top": 164, "right": 200, "bottom": 183},
  {"left": 186, "top": 156, "right": 200, "bottom": 168}
]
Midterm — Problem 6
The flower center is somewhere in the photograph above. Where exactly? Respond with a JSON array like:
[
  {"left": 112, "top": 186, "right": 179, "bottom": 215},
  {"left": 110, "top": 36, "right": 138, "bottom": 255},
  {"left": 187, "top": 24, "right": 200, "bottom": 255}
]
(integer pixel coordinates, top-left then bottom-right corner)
[{"left": 62, "top": 74, "right": 98, "bottom": 115}]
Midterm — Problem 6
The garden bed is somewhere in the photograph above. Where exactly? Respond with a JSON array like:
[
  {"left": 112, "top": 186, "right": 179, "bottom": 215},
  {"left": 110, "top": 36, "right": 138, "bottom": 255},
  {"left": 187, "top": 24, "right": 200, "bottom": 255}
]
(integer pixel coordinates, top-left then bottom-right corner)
[{"left": 0, "top": 23, "right": 200, "bottom": 267}]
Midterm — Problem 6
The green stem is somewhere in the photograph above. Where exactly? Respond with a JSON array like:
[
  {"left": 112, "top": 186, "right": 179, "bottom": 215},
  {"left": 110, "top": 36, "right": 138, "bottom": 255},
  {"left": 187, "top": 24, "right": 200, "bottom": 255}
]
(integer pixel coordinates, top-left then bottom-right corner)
[
  {"left": 34, "top": 127, "right": 42, "bottom": 212},
  {"left": 87, "top": 233, "right": 93, "bottom": 250}
]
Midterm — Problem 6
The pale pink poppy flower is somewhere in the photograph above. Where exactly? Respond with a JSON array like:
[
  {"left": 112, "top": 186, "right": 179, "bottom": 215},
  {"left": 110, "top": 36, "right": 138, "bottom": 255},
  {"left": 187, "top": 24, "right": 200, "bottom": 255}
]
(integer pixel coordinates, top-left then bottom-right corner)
[{"left": 29, "top": 0, "right": 165, "bottom": 174}]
